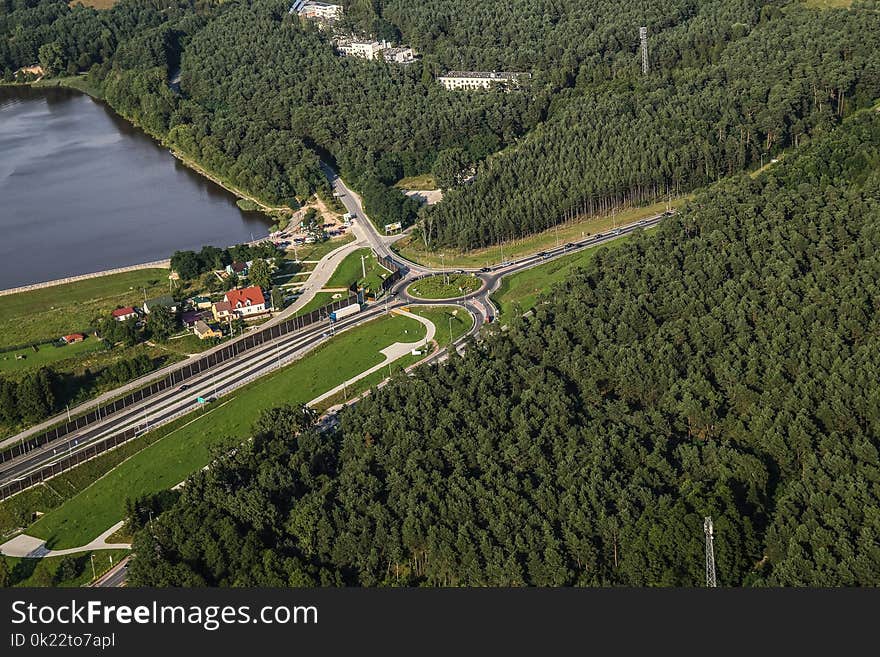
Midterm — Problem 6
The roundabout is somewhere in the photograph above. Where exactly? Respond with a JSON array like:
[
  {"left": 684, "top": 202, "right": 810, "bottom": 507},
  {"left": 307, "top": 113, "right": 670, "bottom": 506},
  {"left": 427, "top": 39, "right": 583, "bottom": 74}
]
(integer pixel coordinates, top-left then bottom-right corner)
[{"left": 405, "top": 273, "right": 484, "bottom": 300}]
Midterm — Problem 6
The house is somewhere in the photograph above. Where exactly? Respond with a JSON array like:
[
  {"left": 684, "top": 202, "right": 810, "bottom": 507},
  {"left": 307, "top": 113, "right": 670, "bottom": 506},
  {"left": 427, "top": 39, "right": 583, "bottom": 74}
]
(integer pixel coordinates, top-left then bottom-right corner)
[
  {"left": 212, "top": 301, "right": 234, "bottom": 321},
  {"left": 437, "top": 71, "right": 530, "bottom": 91},
  {"left": 111, "top": 306, "right": 138, "bottom": 322},
  {"left": 194, "top": 320, "right": 223, "bottom": 340},
  {"left": 191, "top": 296, "right": 213, "bottom": 310},
  {"left": 143, "top": 295, "right": 177, "bottom": 315},
  {"left": 61, "top": 333, "right": 85, "bottom": 344},
  {"left": 212, "top": 286, "right": 268, "bottom": 320},
  {"left": 225, "top": 261, "right": 249, "bottom": 277},
  {"left": 181, "top": 310, "right": 206, "bottom": 328}
]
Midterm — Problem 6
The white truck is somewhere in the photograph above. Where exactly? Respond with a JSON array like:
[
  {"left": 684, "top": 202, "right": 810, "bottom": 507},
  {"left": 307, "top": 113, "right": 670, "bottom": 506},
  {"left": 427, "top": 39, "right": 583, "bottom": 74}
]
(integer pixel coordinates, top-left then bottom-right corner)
[{"left": 329, "top": 302, "right": 361, "bottom": 322}]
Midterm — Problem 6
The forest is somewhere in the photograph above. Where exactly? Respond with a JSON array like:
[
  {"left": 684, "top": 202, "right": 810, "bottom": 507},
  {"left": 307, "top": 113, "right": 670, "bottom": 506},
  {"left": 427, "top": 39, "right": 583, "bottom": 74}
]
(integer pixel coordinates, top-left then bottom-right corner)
[
  {"left": 127, "top": 110, "right": 880, "bottom": 586},
  {"left": 3, "top": 1, "right": 878, "bottom": 244}
]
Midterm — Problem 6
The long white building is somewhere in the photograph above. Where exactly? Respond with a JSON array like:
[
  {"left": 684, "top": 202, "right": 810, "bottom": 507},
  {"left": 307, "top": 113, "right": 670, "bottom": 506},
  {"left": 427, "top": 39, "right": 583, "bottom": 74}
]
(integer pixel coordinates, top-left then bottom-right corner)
[
  {"left": 290, "top": 1, "right": 343, "bottom": 21},
  {"left": 437, "top": 71, "right": 530, "bottom": 91}
]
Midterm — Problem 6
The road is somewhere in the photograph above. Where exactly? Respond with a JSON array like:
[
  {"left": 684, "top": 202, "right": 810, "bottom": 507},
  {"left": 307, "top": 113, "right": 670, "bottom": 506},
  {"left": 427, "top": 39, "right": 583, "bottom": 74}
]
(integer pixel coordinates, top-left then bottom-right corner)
[
  {"left": 93, "top": 556, "right": 129, "bottom": 588},
  {"left": 0, "top": 161, "right": 671, "bottom": 496}
]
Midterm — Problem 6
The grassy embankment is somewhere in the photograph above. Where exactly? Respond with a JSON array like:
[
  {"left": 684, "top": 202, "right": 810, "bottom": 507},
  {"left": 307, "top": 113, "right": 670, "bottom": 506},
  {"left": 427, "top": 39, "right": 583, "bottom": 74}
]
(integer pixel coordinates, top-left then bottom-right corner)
[
  {"left": 491, "top": 240, "right": 631, "bottom": 324},
  {"left": 395, "top": 198, "right": 683, "bottom": 269},
  {"left": 295, "top": 305, "right": 474, "bottom": 412},
  {"left": 2, "top": 549, "right": 129, "bottom": 587},
  {"left": 408, "top": 274, "right": 482, "bottom": 300},
  {"left": 22, "top": 312, "right": 432, "bottom": 549},
  {"left": 326, "top": 248, "right": 392, "bottom": 293}
]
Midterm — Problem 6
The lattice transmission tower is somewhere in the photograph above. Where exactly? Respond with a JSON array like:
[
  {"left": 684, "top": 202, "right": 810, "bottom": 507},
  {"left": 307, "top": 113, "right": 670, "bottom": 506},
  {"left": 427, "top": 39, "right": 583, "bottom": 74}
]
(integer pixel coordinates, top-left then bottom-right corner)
[
  {"left": 640, "top": 27, "right": 649, "bottom": 74},
  {"left": 704, "top": 516, "right": 717, "bottom": 587}
]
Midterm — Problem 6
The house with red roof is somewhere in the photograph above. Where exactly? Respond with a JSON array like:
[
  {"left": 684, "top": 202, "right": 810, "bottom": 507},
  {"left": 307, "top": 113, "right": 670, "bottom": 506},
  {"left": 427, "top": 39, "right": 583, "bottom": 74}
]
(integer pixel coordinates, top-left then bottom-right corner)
[
  {"left": 61, "top": 333, "right": 85, "bottom": 344},
  {"left": 111, "top": 306, "right": 138, "bottom": 322},
  {"left": 212, "top": 286, "right": 267, "bottom": 320}
]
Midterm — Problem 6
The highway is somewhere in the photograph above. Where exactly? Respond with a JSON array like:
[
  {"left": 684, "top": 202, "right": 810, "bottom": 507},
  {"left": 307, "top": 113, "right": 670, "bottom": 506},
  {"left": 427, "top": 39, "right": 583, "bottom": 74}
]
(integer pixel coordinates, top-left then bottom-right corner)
[{"left": 0, "top": 165, "right": 671, "bottom": 497}]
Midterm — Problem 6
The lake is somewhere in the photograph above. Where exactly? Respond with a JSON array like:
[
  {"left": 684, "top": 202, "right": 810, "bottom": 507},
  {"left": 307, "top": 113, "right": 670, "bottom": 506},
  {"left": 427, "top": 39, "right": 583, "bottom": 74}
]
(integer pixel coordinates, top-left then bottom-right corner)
[{"left": 0, "top": 86, "right": 271, "bottom": 289}]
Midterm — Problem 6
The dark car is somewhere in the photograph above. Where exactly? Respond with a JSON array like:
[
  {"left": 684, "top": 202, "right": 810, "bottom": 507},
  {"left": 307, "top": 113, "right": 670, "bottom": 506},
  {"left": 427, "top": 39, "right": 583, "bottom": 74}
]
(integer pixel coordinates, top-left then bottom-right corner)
[
  {"left": 537, "top": 251, "right": 547, "bottom": 258},
  {"left": 564, "top": 242, "right": 575, "bottom": 249},
  {"left": 480, "top": 267, "right": 491, "bottom": 273},
  {"left": 178, "top": 384, "right": 189, "bottom": 392}
]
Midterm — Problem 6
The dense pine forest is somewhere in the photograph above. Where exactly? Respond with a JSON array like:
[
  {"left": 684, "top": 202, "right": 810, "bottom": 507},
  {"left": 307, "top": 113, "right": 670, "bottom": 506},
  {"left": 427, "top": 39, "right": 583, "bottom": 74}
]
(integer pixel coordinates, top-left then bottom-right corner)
[
  {"left": 127, "top": 111, "right": 880, "bottom": 586},
  {"left": 4, "top": 0, "right": 878, "bottom": 245}
]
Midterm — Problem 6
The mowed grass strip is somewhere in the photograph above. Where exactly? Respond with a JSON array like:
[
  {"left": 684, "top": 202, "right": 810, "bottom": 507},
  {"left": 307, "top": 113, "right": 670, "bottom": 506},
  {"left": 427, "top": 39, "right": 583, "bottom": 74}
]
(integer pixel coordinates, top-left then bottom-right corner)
[
  {"left": 27, "top": 312, "right": 428, "bottom": 549},
  {"left": 394, "top": 198, "right": 683, "bottom": 269},
  {"left": 491, "top": 240, "right": 629, "bottom": 323},
  {"left": 0, "top": 269, "right": 169, "bottom": 348}
]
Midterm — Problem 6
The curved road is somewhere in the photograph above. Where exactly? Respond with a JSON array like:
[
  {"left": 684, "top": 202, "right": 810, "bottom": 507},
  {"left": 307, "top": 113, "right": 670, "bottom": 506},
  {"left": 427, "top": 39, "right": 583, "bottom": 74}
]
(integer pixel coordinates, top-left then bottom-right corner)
[{"left": 0, "top": 167, "right": 672, "bottom": 494}]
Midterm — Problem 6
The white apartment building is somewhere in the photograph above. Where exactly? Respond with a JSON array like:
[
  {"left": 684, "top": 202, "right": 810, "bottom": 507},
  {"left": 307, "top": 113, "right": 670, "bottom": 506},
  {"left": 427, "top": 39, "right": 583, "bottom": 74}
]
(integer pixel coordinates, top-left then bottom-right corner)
[
  {"left": 437, "top": 71, "right": 530, "bottom": 91},
  {"left": 290, "top": 1, "right": 343, "bottom": 21},
  {"left": 336, "top": 40, "right": 385, "bottom": 60}
]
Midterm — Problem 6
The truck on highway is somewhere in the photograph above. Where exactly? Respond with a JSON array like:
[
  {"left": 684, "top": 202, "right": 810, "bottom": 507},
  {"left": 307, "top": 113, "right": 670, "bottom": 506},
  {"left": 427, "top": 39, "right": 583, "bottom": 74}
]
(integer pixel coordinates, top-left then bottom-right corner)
[{"left": 329, "top": 303, "right": 361, "bottom": 322}]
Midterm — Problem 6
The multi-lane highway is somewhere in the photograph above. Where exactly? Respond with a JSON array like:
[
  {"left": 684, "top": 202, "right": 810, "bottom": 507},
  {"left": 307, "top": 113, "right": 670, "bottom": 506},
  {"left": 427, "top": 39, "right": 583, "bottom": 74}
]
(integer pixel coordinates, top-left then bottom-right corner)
[{"left": 0, "top": 168, "right": 672, "bottom": 497}]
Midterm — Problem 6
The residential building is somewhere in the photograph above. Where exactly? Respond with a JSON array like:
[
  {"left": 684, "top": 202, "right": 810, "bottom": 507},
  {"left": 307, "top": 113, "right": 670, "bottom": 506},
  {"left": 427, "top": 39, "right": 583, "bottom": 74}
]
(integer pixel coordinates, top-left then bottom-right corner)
[
  {"left": 437, "top": 71, "right": 530, "bottom": 91},
  {"left": 61, "top": 334, "right": 85, "bottom": 344},
  {"left": 382, "top": 47, "right": 416, "bottom": 64},
  {"left": 291, "top": 1, "right": 342, "bottom": 21},
  {"left": 143, "top": 295, "right": 177, "bottom": 315},
  {"left": 194, "top": 320, "right": 223, "bottom": 340},
  {"left": 111, "top": 306, "right": 138, "bottom": 322},
  {"left": 212, "top": 286, "right": 267, "bottom": 320},
  {"left": 337, "top": 39, "right": 384, "bottom": 60},
  {"left": 225, "top": 261, "right": 249, "bottom": 277},
  {"left": 181, "top": 310, "right": 206, "bottom": 328},
  {"left": 191, "top": 296, "right": 213, "bottom": 310}
]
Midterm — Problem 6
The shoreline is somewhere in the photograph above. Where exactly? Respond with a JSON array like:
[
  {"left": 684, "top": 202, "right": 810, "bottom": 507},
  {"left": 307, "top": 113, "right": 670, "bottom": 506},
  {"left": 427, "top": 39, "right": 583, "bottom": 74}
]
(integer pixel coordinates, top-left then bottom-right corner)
[
  {"left": 0, "top": 260, "right": 171, "bottom": 297},
  {"left": 1, "top": 79, "right": 282, "bottom": 293}
]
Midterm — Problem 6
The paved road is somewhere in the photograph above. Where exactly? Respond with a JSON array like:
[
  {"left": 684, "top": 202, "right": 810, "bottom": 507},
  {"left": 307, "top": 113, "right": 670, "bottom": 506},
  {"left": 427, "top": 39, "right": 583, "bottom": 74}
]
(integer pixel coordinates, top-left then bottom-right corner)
[
  {"left": 93, "top": 556, "right": 129, "bottom": 588},
  {"left": 0, "top": 165, "right": 671, "bottom": 494}
]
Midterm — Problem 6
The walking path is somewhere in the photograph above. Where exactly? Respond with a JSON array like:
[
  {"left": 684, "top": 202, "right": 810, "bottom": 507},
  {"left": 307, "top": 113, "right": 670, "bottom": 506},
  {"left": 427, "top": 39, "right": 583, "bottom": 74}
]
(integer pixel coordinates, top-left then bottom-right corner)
[
  {"left": 0, "top": 520, "right": 130, "bottom": 558},
  {"left": 307, "top": 308, "right": 435, "bottom": 407}
]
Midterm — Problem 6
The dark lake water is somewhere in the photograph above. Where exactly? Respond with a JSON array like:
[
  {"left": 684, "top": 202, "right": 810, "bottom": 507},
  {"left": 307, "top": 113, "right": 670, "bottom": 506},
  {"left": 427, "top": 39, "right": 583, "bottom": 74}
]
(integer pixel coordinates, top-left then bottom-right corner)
[{"left": 0, "top": 86, "right": 271, "bottom": 289}]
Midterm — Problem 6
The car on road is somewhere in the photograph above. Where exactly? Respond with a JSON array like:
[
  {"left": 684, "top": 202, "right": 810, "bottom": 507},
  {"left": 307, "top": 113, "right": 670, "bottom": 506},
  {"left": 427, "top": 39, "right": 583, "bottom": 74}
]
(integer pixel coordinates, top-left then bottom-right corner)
[
  {"left": 564, "top": 242, "right": 574, "bottom": 249},
  {"left": 663, "top": 210, "right": 675, "bottom": 216},
  {"left": 537, "top": 251, "right": 547, "bottom": 258},
  {"left": 177, "top": 384, "right": 190, "bottom": 392},
  {"left": 480, "top": 267, "right": 491, "bottom": 273},
  {"left": 594, "top": 233, "right": 603, "bottom": 238}
]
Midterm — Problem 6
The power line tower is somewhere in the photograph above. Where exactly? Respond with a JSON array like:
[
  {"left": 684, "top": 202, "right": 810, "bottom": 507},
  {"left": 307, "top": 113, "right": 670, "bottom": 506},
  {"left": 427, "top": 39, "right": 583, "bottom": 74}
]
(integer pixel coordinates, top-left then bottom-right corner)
[
  {"left": 639, "top": 27, "right": 649, "bottom": 75},
  {"left": 704, "top": 517, "right": 717, "bottom": 587}
]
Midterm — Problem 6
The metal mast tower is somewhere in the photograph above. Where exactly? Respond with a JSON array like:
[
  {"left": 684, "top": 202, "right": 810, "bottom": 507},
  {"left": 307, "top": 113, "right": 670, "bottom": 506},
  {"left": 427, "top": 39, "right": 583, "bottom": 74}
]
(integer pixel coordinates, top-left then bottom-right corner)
[
  {"left": 640, "top": 27, "right": 649, "bottom": 74},
  {"left": 704, "top": 517, "right": 717, "bottom": 587}
]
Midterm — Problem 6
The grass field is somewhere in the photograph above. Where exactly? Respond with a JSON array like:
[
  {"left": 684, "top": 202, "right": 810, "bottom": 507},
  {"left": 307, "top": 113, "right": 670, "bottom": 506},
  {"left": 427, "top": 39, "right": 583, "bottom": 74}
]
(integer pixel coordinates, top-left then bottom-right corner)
[
  {"left": 310, "top": 305, "right": 473, "bottom": 411},
  {"left": 2, "top": 549, "right": 129, "bottom": 587},
  {"left": 409, "top": 305, "right": 474, "bottom": 345},
  {"left": 26, "top": 313, "right": 430, "bottom": 549},
  {"left": 395, "top": 199, "right": 683, "bottom": 269},
  {"left": 491, "top": 240, "right": 630, "bottom": 323},
  {"left": 0, "top": 339, "right": 105, "bottom": 374},
  {"left": 326, "top": 248, "right": 391, "bottom": 293},
  {"left": 394, "top": 174, "right": 438, "bottom": 190},
  {"left": 408, "top": 274, "right": 482, "bottom": 300},
  {"left": 293, "top": 292, "right": 343, "bottom": 317},
  {"left": 0, "top": 269, "right": 169, "bottom": 349}
]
